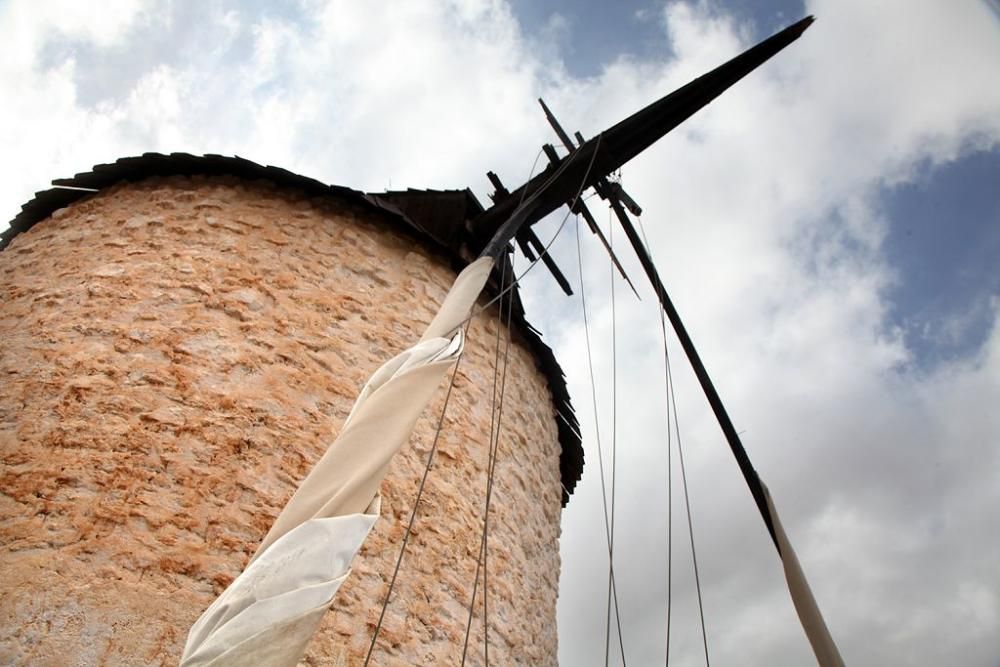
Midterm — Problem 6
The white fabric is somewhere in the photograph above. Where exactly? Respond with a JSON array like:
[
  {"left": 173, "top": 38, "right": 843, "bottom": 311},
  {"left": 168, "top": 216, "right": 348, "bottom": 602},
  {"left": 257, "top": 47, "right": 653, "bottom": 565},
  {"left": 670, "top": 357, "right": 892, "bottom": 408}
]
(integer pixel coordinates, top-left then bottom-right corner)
[
  {"left": 251, "top": 255, "right": 493, "bottom": 559},
  {"left": 762, "top": 483, "right": 846, "bottom": 667},
  {"left": 180, "top": 257, "right": 494, "bottom": 666},
  {"left": 420, "top": 255, "right": 493, "bottom": 342},
  {"left": 180, "top": 499, "right": 379, "bottom": 667}
]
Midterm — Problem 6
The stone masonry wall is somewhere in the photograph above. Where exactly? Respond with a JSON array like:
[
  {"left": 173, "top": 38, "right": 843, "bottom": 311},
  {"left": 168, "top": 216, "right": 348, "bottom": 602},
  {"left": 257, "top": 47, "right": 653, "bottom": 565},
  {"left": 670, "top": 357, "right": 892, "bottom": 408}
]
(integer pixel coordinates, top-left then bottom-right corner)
[{"left": 0, "top": 176, "right": 563, "bottom": 665}]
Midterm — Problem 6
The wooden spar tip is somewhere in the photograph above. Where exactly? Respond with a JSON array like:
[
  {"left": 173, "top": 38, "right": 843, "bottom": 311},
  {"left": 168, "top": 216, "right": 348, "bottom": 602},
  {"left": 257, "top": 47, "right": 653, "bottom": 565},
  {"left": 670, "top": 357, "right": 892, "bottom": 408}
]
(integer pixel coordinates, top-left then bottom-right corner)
[{"left": 472, "top": 15, "right": 817, "bottom": 259}]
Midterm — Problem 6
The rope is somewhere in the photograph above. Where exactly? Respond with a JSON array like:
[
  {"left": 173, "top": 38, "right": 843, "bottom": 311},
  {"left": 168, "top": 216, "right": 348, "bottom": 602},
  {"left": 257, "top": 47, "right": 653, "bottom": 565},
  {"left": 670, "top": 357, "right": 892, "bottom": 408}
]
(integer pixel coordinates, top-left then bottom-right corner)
[
  {"left": 606, "top": 208, "right": 627, "bottom": 666},
  {"left": 635, "top": 216, "right": 710, "bottom": 666},
  {"left": 460, "top": 257, "right": 515, "bottom": 666},
  {"left": 669, "top": 326, "right": 711, "bottom": 667},
  {"left": 464, "top": 147, "right": 545, "bottom": 666},
  {"left": 666, "top": 322, "right": 710, "bottom": 667},
  {"left": 575, "top": 216, "right": 627, "bottom": 667},
  {"left": 485, "top": 259, "right": 515, "bottom": 665},
  {"left": 363, "top": 318, "right": 473, "bottom": 666},
  {"left": 636, "top": 217, "right": 674, "bottom": 663},
  {"left": 637, "top": 215, "right": 674, "bottom": 664}
]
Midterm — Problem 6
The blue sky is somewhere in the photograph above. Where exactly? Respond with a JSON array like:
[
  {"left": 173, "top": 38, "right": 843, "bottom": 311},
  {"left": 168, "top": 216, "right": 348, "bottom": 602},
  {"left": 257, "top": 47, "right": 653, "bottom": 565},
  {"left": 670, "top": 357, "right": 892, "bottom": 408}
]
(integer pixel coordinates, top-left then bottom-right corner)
[
  {"left": 1, "top": 1, "right": 998, "bottom": 665},
  {"left": 881, "top": 148, "right": 1000, "bottom": 365}
]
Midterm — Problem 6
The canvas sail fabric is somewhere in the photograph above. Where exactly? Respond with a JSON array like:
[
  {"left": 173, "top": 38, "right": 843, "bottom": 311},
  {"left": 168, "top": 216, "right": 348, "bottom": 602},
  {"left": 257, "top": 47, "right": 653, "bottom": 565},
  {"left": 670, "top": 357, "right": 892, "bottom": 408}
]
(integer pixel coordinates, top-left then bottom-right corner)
[
  {"left": 180, "top": 256, "right": 495, "bottom": 667},
  {"left": 762, "top": 482, "right": 846, "bottom": 667}
]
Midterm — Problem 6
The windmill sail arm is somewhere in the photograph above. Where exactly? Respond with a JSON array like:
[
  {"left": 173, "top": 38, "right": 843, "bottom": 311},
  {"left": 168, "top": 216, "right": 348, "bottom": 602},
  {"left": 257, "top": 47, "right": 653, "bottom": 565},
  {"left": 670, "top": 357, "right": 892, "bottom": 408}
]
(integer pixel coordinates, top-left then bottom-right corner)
[
  {"left": 468, "top": 16, "right": 814, "bottom": 252},
  {"left": 594, "top": 16, "right": 814, "bottom": 171}
]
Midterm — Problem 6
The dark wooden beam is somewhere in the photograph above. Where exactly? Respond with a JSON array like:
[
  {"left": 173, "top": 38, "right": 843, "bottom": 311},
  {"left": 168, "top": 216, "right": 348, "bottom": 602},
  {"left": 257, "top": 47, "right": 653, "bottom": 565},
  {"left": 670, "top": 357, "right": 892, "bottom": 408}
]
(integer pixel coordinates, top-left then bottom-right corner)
[{"left": 471, "top": 16, "right": 814, "bottom": 254}]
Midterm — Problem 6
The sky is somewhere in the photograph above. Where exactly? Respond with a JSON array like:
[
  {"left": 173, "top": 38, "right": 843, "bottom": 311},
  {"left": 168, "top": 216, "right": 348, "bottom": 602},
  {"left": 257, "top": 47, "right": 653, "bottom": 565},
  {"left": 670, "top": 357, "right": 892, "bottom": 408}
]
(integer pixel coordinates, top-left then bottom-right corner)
[{"left": 2, "top": 1, "right": 998, "bottom": 665}]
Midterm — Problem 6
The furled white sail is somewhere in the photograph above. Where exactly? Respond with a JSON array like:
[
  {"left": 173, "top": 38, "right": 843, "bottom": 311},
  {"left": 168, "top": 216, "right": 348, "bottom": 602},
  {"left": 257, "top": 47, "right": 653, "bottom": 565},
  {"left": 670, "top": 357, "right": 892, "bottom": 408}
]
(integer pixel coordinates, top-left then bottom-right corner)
[
  {"left": 762, "top": 483, "right": 846, "bottom": 667},
  {"left": 180, "top": 257, "right": 494, "bottom": 667}
]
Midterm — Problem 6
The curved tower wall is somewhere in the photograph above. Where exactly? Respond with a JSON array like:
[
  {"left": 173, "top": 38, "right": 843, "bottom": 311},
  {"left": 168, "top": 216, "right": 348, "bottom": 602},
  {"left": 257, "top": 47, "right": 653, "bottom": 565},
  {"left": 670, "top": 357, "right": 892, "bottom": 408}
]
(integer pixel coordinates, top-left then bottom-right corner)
[{"left": 0, "top": 175, "right": 563, "bottom": 665}]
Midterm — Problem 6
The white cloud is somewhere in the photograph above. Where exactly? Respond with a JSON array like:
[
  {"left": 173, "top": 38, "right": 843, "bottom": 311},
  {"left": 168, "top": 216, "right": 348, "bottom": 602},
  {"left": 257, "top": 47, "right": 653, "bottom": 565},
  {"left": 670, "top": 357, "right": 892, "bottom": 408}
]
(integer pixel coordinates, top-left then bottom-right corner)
[
  {"left": 1, "top": 0, "right": 998, "bottom": 665},
  {"left": 0, "top": 0, "right": 148, "bottom": 69}
]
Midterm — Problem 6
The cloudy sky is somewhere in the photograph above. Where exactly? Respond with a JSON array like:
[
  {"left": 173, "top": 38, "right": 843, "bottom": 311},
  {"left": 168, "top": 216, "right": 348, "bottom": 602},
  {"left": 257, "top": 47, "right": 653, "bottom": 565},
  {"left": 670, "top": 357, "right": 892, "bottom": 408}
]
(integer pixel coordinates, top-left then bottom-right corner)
[{"left": 3, "top": 0, "right": 998, "bottom": 665}]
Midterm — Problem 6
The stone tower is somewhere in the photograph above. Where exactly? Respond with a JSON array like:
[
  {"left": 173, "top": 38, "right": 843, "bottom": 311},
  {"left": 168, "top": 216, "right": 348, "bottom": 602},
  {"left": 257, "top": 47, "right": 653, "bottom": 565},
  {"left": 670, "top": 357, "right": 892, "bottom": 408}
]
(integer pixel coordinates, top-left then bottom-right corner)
[{"left": 0, "top": 155, "right": 582, "bottom": 666}]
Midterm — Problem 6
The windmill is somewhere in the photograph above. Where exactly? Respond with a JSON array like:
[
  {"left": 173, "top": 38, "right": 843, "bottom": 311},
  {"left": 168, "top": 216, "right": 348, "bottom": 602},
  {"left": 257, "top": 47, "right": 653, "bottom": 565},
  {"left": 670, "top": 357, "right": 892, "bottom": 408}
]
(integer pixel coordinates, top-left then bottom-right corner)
[{"left": 0, "top": 14, "right": 840, "bottom": 667}]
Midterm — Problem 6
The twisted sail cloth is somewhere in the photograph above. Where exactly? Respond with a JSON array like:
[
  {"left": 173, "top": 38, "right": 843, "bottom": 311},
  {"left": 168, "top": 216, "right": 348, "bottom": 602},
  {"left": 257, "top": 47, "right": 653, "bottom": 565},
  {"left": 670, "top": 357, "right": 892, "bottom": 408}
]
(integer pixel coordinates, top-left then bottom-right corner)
[
  {"left": 763, "top": 483, "right": 846, "bottom": 667},
  {"left": 180, "top": 257, "right": 494, "bottom": 667}
]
